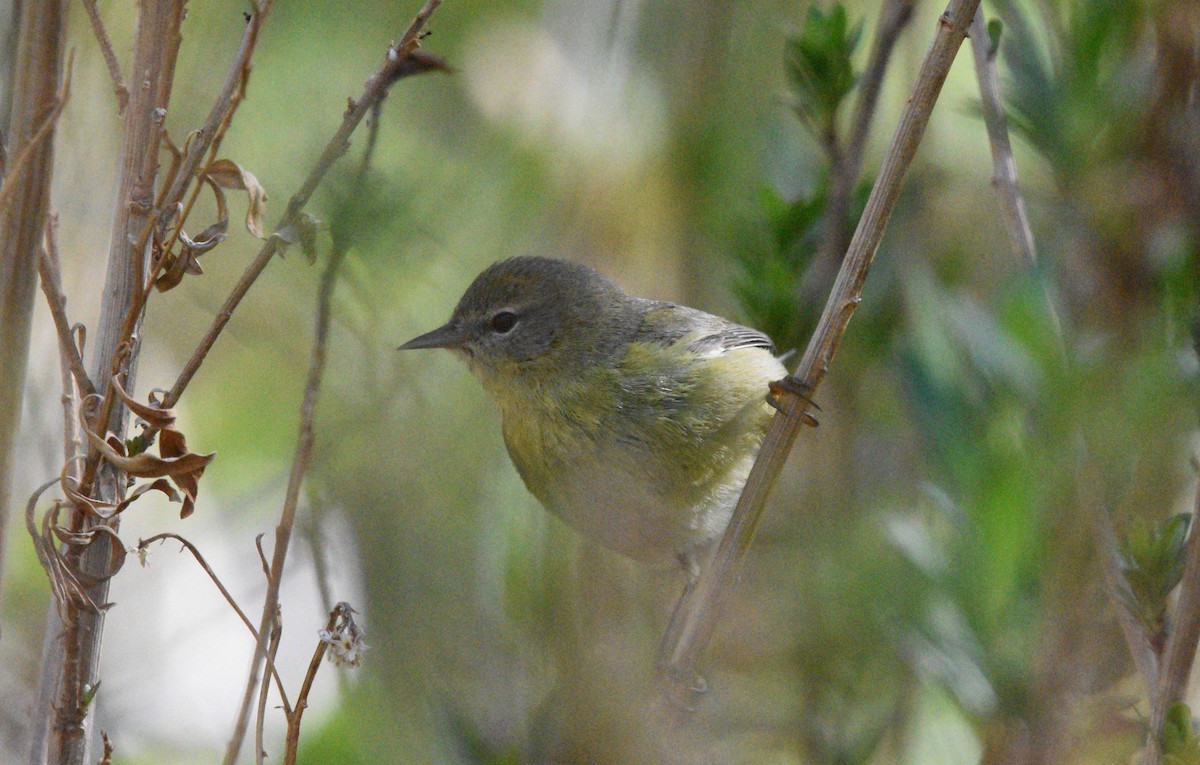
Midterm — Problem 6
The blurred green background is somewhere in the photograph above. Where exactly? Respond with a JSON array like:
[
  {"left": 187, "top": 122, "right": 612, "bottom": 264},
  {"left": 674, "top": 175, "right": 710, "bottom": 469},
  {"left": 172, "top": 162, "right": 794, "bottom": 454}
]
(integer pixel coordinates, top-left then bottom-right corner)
[{"left": 3, "top": 0, "right": 1199, "bottom": 763}]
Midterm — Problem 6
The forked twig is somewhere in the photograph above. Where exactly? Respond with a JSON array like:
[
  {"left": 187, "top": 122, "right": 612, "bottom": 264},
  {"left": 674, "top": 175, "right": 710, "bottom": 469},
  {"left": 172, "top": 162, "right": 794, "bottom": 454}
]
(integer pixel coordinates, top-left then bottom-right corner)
[
  {"left": 81, "top": 0, "right": 129, "bottom": 112},
  {"left": 657, "top": 0, "right": 985, "bottom": 709},
  {"left": 168, "top": 0, "right": 446, "bottom": 409},
  {"left": 0, "top": 52, "right": 72, "bottom": 217},
  {"left": 254, "top": 607, "right": 283, "bottom": 765},
  {"left": 136, "top": 533, "right": 291, "bottom": 708},
  {"left": 223, "top": 8, "right": 443, "bottom": 762},
  {"left": 38, "top": 217, "right": 95, "bottom": 397}
]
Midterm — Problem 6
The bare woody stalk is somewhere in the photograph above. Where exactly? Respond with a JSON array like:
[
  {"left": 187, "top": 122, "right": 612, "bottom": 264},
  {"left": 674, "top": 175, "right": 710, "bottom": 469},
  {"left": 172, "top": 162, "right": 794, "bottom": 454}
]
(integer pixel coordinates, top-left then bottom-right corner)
[
  {"left": 658, "top": 0, "right": 985, "bottom": 706},
  {"left": 223, "top": 6, "right": 444, "bottom": 762},
  {"left": 0, "top": 0, "right": 68, "bottom": 617},
  {"left": 41, "top": 3, "right": 186, "bottom": 763},
  {"left": 965, "top": 7, "right": 1063, "bottom": 344}
]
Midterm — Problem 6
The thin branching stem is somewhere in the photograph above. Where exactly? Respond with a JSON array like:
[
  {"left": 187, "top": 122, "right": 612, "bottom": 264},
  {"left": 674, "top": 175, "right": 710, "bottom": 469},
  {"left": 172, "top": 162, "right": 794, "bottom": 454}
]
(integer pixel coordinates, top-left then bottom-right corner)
[
  {"left": 136, "top": 533, "right": 291, "bottom": 710},
  {"left": 168, "top": 2, "right": 446, "bottom": 409},
  {"left": 222, "top": 8, "right": 441, "bottom": 760},
  {"left": 81, "top": 0, "right": 128, "bottom": 112},
  {"left": 657, "top": 0, "right": 984, "bottom": 710},
  {"left": 815, "top": 0, "right": 915, "bottom": 270},
  {"left": 283, "top": 603, "right": 350, "bottom": 765},
  {"left": 38, "top": 217, "right": 95, "bottom": 397},
  {"left": 966, "top": 6, "right": 1063, "bottom": 344},
  {"left": 254, "top": 610, "right": 283, "bottom": 765}
]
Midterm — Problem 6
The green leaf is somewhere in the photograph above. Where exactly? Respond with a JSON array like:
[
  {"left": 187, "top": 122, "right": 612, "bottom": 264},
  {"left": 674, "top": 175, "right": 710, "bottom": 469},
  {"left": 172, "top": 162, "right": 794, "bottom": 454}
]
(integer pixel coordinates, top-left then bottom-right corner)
[
  {"left": 784, "top": 4, "right": 863, "bottom": 137},
  {"left": 1119, "top": 513, "right": 1191, "bottom": 638}
]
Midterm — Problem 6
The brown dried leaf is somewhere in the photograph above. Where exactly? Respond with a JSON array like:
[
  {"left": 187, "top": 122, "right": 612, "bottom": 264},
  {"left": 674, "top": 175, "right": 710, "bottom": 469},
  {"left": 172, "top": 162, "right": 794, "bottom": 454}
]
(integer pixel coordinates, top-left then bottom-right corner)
[
  {"left": 160, "top": 427, "right": 212, "bottom": 519},
  {"left": 113, "top": 478, "right": 181, "bottom": 515},
  {"left": 111, "top": 376, "right": 176, "bottom": 429},
  {"left": 51, "top": 524, "right": 127, "bottom": 581},
  {"left": 155, "top": 181, "right": 230, "bottom": 292},
  {"left": 207, "top": 158, "right": 268, "bottom": 239},
  {"left": 61, "top": 475, "right": 118, "bottom": 520},
  {"left": 85, "top": 426, "right": 215, "bottom": 479}
]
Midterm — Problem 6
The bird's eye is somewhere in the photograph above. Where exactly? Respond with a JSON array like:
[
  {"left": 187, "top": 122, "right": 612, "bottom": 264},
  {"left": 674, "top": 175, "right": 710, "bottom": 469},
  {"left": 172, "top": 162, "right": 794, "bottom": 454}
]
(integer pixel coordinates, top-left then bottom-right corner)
[{"left": 490, "top": 310, "right": 518, "bottom": 334}]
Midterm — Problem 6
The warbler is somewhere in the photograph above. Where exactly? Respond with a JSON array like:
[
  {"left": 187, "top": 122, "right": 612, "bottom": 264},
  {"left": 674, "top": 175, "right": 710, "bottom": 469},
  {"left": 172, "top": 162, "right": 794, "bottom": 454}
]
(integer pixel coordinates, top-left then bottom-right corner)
[{"left": 399, "top": 256, "right": 788, "bottom": 572}]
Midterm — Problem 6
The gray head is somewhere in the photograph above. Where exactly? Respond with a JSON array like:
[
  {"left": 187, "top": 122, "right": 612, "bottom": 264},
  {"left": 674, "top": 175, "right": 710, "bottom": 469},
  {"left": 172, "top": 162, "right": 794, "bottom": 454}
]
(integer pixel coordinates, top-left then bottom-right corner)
[{"left": 398, "top": 256, "right": 638, "bottom": 383}]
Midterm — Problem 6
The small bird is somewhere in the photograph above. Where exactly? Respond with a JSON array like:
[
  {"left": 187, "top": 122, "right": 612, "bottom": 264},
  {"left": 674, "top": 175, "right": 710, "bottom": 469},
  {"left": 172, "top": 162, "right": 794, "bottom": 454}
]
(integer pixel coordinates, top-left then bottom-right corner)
[{"left": 399, "top": 256, "right": 787, "bottom": 572}]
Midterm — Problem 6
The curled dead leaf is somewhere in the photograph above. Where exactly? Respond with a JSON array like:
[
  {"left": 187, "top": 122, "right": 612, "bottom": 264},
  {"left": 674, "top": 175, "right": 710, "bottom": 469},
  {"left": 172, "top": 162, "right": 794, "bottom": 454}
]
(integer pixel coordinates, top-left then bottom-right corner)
[
  {"left": 85, "top": 427, "right": 214, "bottom": 479},
  {"left": 111, "top": 376, "right": 176, "bottom": 430},
  {"left": 207, "top": 158, "right": 268, "bottom": 239},
  {"left": 84, "top": 424, "right": 214, "bottom": 519}
]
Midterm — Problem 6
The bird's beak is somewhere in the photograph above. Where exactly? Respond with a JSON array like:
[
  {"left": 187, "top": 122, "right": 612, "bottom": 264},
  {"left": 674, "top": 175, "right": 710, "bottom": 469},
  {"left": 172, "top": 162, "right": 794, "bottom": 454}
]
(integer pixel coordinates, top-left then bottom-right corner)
[{"left": 397, "top": 322, "right": 467, "bottom": 351}]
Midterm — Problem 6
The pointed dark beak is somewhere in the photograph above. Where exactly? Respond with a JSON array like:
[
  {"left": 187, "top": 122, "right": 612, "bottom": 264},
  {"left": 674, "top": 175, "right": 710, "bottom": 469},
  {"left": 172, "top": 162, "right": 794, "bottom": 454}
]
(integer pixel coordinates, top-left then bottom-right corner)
[{"left": 397, "top": 322, "right": 468, "bottom": 351}]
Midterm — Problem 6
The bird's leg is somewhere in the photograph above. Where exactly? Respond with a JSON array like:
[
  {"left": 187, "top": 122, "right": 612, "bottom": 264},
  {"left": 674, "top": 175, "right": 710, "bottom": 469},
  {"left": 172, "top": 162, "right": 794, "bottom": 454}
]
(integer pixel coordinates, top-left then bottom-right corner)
[{"left": 767, "top": 374, "right": 820, "bottom": 426}]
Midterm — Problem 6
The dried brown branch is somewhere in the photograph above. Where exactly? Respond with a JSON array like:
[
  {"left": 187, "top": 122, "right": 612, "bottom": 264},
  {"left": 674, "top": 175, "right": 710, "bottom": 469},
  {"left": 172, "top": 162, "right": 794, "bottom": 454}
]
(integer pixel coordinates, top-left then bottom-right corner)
[
  {"left": 966, "top": 6, "right": 1063, "bottom": 343},
  {"left": 81, "top": 0, "right": 129, "bottom": 112},
  {"left": 168, "top": 1, "right": 447, "bottom": 409},
  {"left": 148, "top": 3, "right": 272, "bottom": 269},
  {"left": 47, "top": 3, "right": 188, "bottom": 762},
  {"left": 136, "top": 533, "right": 291, "bottom": 707},
  {"left": 657, "top": 0, "right": 984, "bottom": 709},
  {"left": 38, "top": 217, "right": 95, "bottom": 397},
  {"left": 98, "top": 731, "right": 114, "bottom": 765},
  {"left": 1146, "top": 478, "right": 1200, "bottom": 762},
  {"left": 254, "top": 607, "right": 283, "bottom": 765},
  {"left": 283, "top": 603, "right": 354, "bottom": 765},
  {"left": 0, "top": 0, "right": 68, "bottom": 611},
  {"left": 88, "top": 2, "right": 276, "bottom": 457},
  {"left": 223, "top": 9, "right": 442, "bottom": 761}
]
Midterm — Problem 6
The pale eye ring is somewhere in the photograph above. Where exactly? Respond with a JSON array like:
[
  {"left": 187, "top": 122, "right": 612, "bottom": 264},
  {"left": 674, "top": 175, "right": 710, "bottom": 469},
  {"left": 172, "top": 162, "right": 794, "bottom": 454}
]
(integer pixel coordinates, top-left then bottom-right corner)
[{"left": 490, "top": 310, "right": 518, "bottom": 334}]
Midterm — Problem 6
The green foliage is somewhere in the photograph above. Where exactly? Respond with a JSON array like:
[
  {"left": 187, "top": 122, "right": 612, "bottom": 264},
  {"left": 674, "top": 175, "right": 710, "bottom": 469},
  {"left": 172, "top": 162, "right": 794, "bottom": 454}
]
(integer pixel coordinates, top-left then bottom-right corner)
[
  {"left": 737, "top": 2, "right": 874, "bottom": 353},
  {"left": 999, "top": 0, "right": 1149, "bottom": 180},
  {"left": 1119, "top": 513, "right": 1191, "bottom": 641},
  {"left": 736, "top": 178, "right": 871, "bottom": 353},
  {"left": 735, "top": 186, "right": 824, "bottom": 352},
  {"left": 1163, "top": 703, "right": 1200, "bottom": 765},
  {"left": 784, "top": 4, "right": 862, "bottom": 139}
]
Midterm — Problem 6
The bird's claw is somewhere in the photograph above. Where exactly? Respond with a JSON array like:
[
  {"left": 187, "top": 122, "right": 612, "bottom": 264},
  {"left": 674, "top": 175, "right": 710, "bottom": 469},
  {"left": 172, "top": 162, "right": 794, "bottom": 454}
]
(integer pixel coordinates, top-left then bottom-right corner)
[{"left": 767, "top": 375, "right": 820, "bottom": 427}]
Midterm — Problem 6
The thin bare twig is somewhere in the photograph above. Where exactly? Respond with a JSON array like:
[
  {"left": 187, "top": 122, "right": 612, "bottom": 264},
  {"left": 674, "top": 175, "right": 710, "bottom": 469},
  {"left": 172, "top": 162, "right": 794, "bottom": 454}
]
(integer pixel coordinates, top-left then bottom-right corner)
[
  {"left": 657, "top": 0, "right": 984, "bottom": 709},
  {"left": 223, "top": 11, "right": 439, "bottom": 760},
  {"left": 168, "top": 1, "right": 447, "bottom": 408},
  {"left": 283, "top": 603, "right": 351, "bottom": 765},
  {"left": 254, "top": 607, "right": 283, "bottom": 765},
  {"left": 136, "top": 533, "right": 291, "bottom": 709},
  {"left": 38, "top": 217, "right": 95, "bottom": 397},
  {"left": 0, "top": 52, "right": 70, "bottom": 218},
  {"left": 966, "top": 6, "right": 1063, "bottom": 343},
  {"left": 81, "top": 0, "right": 129, "bottom": 112}
]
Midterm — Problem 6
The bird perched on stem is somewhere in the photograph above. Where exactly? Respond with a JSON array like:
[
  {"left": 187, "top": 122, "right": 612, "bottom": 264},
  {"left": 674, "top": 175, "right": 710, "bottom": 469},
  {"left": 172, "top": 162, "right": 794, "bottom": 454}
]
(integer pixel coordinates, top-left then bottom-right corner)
[{"left": 399, "top": 256, "right": 789, "bottom": 575}]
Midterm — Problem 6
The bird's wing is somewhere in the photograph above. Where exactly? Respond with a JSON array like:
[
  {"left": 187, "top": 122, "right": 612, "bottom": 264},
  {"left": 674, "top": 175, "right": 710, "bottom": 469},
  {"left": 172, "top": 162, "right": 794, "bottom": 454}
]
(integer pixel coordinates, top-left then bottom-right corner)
[{"left": 636, "top": 301, "right": 776, "bottom": 358}]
